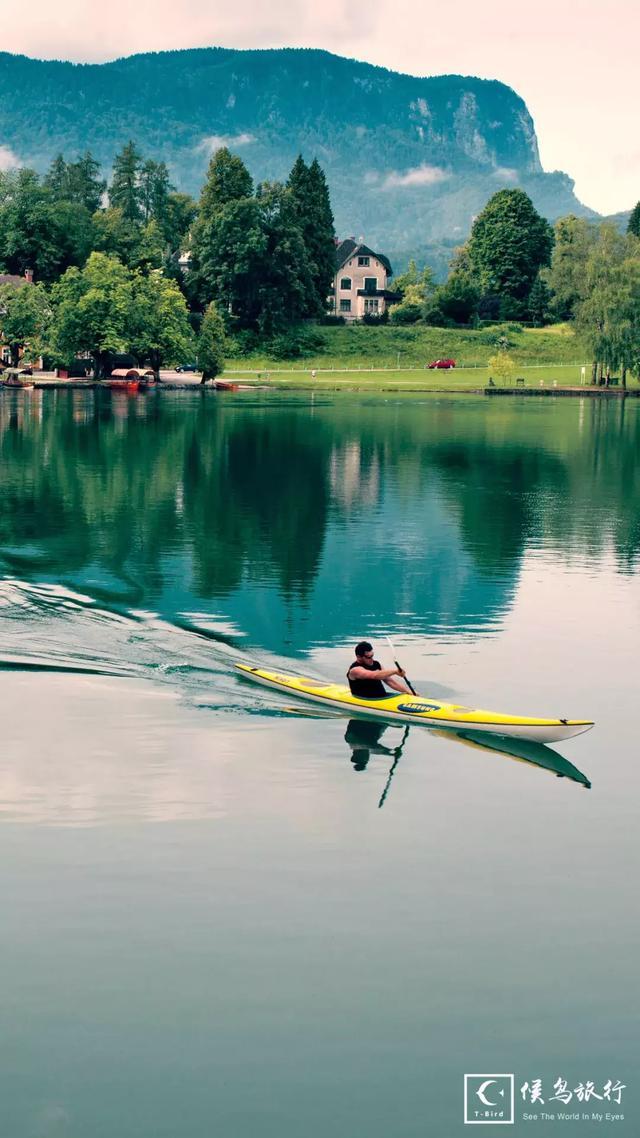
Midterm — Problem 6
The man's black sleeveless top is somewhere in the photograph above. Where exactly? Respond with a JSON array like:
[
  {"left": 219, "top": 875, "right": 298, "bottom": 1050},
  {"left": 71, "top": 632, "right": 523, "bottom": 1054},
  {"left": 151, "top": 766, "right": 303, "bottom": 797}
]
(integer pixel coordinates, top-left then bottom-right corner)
[{"left": 347, "top": 659, "right": 387, "bottom": 699}]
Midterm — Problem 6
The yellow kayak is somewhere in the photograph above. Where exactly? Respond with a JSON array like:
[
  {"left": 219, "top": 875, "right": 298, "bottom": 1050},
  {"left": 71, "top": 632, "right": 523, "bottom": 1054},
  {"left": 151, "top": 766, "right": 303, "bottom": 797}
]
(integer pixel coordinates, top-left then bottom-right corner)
[{"left": 235, "top": 664, "right": 594, "bottom": 744}]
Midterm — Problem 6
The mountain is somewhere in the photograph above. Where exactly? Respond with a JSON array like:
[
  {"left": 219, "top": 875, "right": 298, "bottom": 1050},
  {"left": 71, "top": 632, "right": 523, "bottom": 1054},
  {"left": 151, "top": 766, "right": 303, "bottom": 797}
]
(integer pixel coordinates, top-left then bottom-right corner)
[
  {"left": 602, "top": 209, "right": 632, "bottom": 232},
  {"left": 0, "top": 47, "right": 598, "bottom": 269}
]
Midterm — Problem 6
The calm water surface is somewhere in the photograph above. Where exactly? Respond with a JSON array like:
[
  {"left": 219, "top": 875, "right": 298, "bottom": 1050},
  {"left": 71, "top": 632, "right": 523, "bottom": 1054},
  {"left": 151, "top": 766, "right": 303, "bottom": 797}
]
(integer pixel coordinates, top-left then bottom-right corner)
[{"left": 0, "top": 390, "right": 638, "bottom": 1136}]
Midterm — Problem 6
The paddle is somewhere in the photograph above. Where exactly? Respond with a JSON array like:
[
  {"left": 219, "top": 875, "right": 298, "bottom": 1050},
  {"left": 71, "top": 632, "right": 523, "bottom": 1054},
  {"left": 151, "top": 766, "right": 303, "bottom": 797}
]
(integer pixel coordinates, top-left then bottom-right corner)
[
  {"left": 377, "top": 725, "right": 410, "bottom": 809},
  {"left": 385, "top": 635, "right": 417, "bottom": 696}
]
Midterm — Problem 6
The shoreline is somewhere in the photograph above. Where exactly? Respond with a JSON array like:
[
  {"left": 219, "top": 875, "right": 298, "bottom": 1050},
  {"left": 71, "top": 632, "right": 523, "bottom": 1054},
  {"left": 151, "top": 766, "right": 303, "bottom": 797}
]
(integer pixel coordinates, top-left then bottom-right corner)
[{"left": 18, "top": 377, "right": 640, "bottom": 397}]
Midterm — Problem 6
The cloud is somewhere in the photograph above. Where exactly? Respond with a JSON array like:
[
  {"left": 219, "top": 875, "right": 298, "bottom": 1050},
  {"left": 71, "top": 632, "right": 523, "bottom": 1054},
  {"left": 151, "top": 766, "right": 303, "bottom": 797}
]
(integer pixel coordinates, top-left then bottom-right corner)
[
  {"left": 493, "top": 166, "right": 519, "bottom": 182},
  {"left": 382, "top": 163, "right": 448, "bottom": 189},
  {"left": 0, "top": 0, "right": 382, "bottom": 64},
  {"left": 0, "top": 145, "right": 21, "bottom": 171},
  {"left": 196, "top": 133, "right": 256, "bottom": 155}
]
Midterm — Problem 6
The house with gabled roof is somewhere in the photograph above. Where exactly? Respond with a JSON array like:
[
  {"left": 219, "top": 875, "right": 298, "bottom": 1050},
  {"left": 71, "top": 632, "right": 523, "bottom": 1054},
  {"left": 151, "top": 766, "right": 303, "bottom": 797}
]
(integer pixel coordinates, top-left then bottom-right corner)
[{"left": 329, "top": 239, "right": 400, "bottom": 322}]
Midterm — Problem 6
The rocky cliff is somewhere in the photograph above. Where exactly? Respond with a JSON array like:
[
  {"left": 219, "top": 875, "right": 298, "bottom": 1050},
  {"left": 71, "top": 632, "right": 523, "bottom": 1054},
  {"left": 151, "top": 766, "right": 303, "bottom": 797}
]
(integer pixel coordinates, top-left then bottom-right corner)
[{"left": 0, "top": 47, "right": 596, "bottom": 268}]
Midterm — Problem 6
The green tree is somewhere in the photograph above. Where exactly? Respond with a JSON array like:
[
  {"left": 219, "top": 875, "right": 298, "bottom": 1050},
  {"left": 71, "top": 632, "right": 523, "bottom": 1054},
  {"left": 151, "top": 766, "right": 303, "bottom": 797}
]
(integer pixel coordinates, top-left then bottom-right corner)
[
  {"left": 164, "top": 192, "right": 198, "bottom": 251},
  {"left": 287, "top": 155, "right": 335, "bottom": 317},
  {"left": 389, "top": 284, "right": 424, "bottom": 324},
  {"left": 435, "top": 271, "right": 480, "bottom": 324},
  {"left": 198, "top": 148, "right": 253, "bottom": 223},
  {"left": 129, "top": 270, "right": 194, "bottom": 376},
  {"left": 190, "top": 148, "right": 254, "bottom": 305},
  {"left": 199, "top": 183, "right": 313, "bottom": 333},
  {"left": 393, "top": 258, "right": 419, "bottom": 297},
  {"left": 0, "top": 280, "right": 51, "bottom": 364},
  {"left": 487, "top": 350, "right": 516, "bottom": 385},
  {"left": 527, "top": 274, "right": 552, "bottom": 325},
  {"left": 576, "top": 242, "right": 640, "bottom": 386},
  {"left": 198, "top": 301, "right": 226, "bottom": 382},
  {"left": 0, "top": 168, "right": 93, "bottom": 283},
  {"left": 46, "top": 151, "right": 105, "bottom": 213},
  {"left": 140, "top": 160, "right": 172, "bottom": 227},
  {"left": 467, "top": 189, "right": 554, "bottom": 304},
  {"left": 393, "top": 260, "right": 436, "bottom": 301},
  {"left": 132, "top": 220, "right": 166, "bottom": 272},
  {"left": 51, "top": 251, "right": 134, "bottom": 377},
  {"left": 67, "top": 152, "right": 106, "bottom": 213},
  {"left": 109, "top": 141, "right": 144, "bottom": 223},
  {"left": 44, "top": 154, "right": 69, "bottom": 199},
  {"left": 627, "top": 201, "right": 640, "bottom": 239},
  {"left": 92, "top": 206, "right": 141, "bottom": 267},
  {"left": 545, "top": 215, "right": 597, "bottom": 320},
  {"left": 574, "top": 224, "right": 635, "bottom": 382}
]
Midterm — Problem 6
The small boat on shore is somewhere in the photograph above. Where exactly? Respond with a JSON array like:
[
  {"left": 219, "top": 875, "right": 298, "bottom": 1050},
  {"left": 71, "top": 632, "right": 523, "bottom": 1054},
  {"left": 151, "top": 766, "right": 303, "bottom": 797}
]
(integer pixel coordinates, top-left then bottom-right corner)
[
  {"left": 0, "top": 367, "right": 34, "bottom": 390},
  {"left": 235, "top": 664, "right": 594, "bottom": 744},
  {"left": 105, "top": 368, "right": 156, "bottom": 393},
  {"left": 213, "top": 379, "right": 240, "bottom": 391}
]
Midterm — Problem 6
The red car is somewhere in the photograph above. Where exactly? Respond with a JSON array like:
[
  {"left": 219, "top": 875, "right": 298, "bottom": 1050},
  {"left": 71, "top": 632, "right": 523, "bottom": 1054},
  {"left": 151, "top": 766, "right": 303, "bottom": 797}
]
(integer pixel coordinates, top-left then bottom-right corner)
[{"left": 427, "top": 358, "right": 456, "bottom": 369}]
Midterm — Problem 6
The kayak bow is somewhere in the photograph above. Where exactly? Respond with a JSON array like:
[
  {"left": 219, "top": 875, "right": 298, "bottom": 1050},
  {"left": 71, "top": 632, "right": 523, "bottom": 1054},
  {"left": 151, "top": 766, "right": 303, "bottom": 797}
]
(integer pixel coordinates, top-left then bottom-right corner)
[{"left": 235, "top": 664, "right": 594, "bottom": 744}]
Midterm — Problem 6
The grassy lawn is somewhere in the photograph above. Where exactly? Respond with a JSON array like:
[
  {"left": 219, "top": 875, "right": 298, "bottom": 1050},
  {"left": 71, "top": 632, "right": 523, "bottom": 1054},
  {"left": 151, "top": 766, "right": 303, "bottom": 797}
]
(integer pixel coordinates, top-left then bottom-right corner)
[
  {"left": 226, "top": 365, "right": 626, "bottom": 391},
  {"left": 226, "top": 322, "right": 589, "bottom": 373}
]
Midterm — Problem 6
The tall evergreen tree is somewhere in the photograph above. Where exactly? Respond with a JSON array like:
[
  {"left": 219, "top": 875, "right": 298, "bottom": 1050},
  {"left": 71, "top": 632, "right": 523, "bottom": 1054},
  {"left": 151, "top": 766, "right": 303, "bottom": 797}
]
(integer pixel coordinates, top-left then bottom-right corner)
[
  {"left": 287, "top": 155, "right": 335, "bottom": 317},
  {"left": 628, "top": 201, "right": 640, "bottom": 239},
  {"left": 44, "top": 151, "right": 105, "bottom": 213},
  {"left": 68, "top": 152, "right": 106, "bottom": 213},
  {"left": 44, "top": 154, "right": 69, "bottom": 199},
  {"left": 109, "top": 141, "right": 143, "bottom": 223},
  {"left": 199, "top": 148, "right": 253, "bottom": 223},
  {"left": 140, "top": 160, "right": 172, "bottom": 228},
  {"left": 190, "top": 148, "right": 254, "bottom": 305}
]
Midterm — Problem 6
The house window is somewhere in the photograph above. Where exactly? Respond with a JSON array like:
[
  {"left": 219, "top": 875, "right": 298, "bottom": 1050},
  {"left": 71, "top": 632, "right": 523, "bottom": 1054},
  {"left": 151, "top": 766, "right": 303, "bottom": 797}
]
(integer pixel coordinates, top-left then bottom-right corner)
[
  {"left": 340, "top": 277, "right": 352, "bottom": 290},
  {"left": 358, "top": 256, "right": 370, "bottom": 266},
  {"left": 363, "top": 277, "right": 378, "bottom": 294},
  {"left": 364, "top": 298, "right": 379, "bottom": 313},
  {"left": 339, "top": 299, "right": 352, "bottom": 313}
]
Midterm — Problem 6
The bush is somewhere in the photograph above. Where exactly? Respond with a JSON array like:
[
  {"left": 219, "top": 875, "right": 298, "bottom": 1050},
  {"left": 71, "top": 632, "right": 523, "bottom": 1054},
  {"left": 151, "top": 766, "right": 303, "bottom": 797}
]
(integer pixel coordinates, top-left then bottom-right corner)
[
  {"left": 226, "top": 329, "right": 261, "bottom": 357},
  {"left": 361, "top": 310, "right": 389, "bottom": 326},
  {"left": 268, "top": 325, "right": 327, "bottom": 360},
  {"left": 389, "top": 303, "right": 422, "bottom": 325},
  {"left": 321, "top": 314, "right": 346, "bottom": 326}
]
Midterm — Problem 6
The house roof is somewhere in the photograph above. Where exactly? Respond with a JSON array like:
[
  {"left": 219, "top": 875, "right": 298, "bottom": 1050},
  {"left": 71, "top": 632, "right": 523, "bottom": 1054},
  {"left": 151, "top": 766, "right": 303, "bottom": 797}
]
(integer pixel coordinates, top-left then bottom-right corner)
[
  {"left": 0, "top": 273, "right": 27, "bottom": 288},
  {"left": 335, "top": 241, "right": 392, "bottom": 276}
]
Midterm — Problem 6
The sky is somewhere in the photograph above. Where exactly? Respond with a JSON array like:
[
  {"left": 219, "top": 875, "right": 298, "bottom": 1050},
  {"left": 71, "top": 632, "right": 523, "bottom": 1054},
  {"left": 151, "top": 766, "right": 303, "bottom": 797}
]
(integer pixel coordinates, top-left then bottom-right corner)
[{"left": 0, "top": 0, "right": 638, "bottom": 215}]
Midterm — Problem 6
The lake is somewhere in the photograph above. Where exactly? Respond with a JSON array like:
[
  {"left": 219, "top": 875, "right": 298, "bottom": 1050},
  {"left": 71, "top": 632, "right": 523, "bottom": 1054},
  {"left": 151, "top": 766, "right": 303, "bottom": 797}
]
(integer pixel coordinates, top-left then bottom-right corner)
[{"left": 0, "top": 388, "right": 638, "bottom": 1137}]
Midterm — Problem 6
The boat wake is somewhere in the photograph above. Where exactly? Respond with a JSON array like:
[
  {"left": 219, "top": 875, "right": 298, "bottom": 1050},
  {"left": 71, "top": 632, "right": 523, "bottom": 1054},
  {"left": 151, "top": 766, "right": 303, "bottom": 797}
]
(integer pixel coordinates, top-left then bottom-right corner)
[{"left": 0, "top": 576, "right": 592, "bottom": 799}]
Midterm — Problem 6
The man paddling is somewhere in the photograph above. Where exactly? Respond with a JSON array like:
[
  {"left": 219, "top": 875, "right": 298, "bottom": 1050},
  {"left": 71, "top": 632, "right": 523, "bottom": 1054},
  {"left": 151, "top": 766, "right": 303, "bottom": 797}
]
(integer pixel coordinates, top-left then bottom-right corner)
[{"left": 347, "top": 641, "right": 413, "bottom": 698}]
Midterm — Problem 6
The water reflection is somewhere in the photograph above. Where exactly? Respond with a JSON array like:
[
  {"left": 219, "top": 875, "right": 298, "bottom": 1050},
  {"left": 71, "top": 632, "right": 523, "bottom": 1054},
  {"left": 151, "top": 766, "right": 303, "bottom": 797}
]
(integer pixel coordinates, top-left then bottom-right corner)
[
  {"left": 0, "top": 390, "right": 639, "bottom": 657},
  {"left": 438, "top": 729, "right": 592, "bottom": 788},
  {"left": 343, "top": 717, "right": 591, "bottom": 811},
  {"left": 345, "top": 718, "right": 407, "bottom": 770}
]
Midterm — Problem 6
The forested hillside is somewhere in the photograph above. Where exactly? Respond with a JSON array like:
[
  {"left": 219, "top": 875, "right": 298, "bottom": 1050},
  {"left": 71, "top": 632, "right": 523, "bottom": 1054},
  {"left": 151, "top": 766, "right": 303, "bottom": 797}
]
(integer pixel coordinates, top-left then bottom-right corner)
[{"left": 0, "top": 47, "right": 596, "bottom": 265}]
